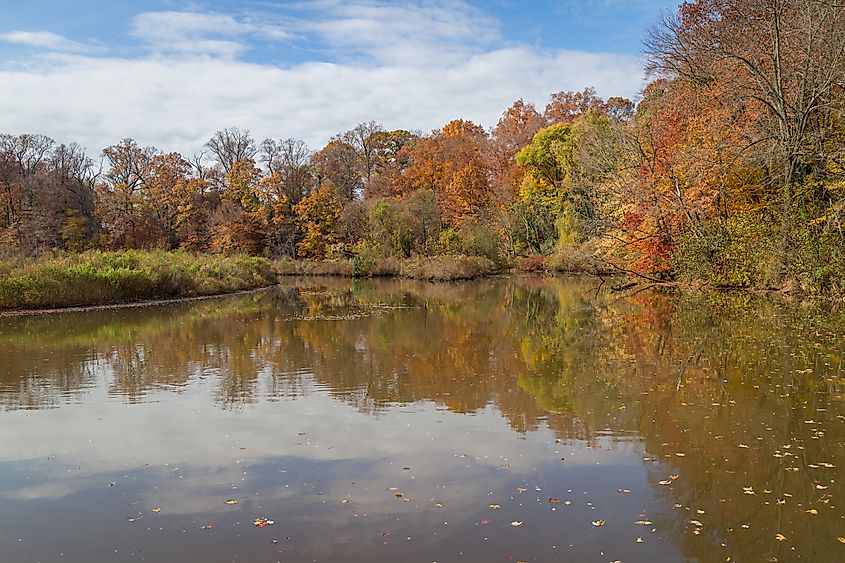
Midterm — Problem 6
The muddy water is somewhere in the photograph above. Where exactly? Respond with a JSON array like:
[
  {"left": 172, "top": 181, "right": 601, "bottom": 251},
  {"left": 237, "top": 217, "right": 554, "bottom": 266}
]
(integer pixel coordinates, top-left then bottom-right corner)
[{"left": 0, "top": 277, "right": 843, "bottom": 562}]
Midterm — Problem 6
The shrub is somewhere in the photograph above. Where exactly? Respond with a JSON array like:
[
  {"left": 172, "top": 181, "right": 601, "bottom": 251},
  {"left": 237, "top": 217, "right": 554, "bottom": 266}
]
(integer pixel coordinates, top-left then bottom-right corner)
[{"left": 674, "top": 213, "right": 779, "bottom": 288}]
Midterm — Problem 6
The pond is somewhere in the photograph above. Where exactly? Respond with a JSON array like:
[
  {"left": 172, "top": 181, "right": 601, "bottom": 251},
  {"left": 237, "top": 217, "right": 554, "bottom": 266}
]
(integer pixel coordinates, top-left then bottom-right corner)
[{"left": 0, "top": 276, "right": 843, "bottom": 562}]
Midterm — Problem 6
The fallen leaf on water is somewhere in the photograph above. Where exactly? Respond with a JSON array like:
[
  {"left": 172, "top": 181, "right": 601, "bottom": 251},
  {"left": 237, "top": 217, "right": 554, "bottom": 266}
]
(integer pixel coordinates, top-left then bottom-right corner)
[
  {"left": 340, "top": 499, "right": 350, "bottom": 504},
  {"left": 690, "top": 520, "right": 703, "bottom": 526},
  {"left": 617, "top": 488, "right": 631, "bottom": 493},
  {"left": 395, "top": 492, "right": 404, "bottom": 498},
  {"left": 479, "top": 519, "right": 490, "bottom": 525},
  {"left": 254, "top": 517, "right": 275, "bottom": 528},
  {"left": 563, "top": 500, "right": 572, "bottom": 505},
  {"left": 434, "top": 503, "right": 444, "bottom": 509},
  {"left": 634, "top": 520, "right": 653, "bottom": 526},
  {"left": 658, "top": 480, "right": 672, "bottom": 485},
  {"left": 224, "top": 499, "right": 238, "bottom": 505},
  {"left": 510, "top": 521, "right": 523, "bottom": 527},
  {"left": 516, "top": 487, "right": 527, "bottom": 493},
  {"left": 107, "top": 482, "right": 116, "bottom": 487},
  {"left": 201, "top": 523, "right": 214, "bottom": 530},
  {"left": 805, "top": 509, "right": 819, "bottom": 515},
  {"left": 549, "top": 498, "right": 561, "bottom": 504},
  {"left": 675, "top": 453, "right": 686, "bottom": 457},
  {"left": 151, "top": 508, "right": 161, "bottom": 513},
  {"left": 738, "top": 444, "right": 750, "bottom": 448},
  {"left": 489, "top": 504, "right": 501, "bottom": 510},
  {"left": 592, "top": 519, "right": 606, "bottom": 527},
  {"left": 636, "top": 537, "right": 644, "bottom": 543},
  {"left": 837, "top": 537, "right": 845, "bottom": 544},
  {"left": 775, "top": 533, "right": 786, "bottom": 542}
]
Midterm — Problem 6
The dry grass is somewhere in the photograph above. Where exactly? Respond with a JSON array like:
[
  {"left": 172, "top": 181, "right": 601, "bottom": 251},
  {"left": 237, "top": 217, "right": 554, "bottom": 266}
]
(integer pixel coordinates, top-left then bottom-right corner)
[
  {"left": 275, "top": 255, "right": 499, "bottom": 281},
  {"left": 0, "top": 250, "right": 276, "bottom": 310}
]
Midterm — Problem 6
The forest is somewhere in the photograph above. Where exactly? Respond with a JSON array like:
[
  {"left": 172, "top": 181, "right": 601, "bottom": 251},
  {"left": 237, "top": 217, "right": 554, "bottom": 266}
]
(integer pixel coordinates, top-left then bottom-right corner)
[{"left": 2, "top": 0, "right": 845, "bottom": 292}]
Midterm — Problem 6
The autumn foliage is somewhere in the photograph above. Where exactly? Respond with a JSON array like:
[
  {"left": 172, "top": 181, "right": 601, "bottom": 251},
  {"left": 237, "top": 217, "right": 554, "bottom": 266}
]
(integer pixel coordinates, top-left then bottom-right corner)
[{"left": 2, "top": 1, "right": 844, "bottom": 291}]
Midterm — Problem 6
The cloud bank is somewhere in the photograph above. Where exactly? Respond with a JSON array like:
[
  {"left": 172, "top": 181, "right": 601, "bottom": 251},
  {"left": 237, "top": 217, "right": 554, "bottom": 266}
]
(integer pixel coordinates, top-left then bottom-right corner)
[{"left": 0, "top": 1, "right": 646, "bottom": 156}]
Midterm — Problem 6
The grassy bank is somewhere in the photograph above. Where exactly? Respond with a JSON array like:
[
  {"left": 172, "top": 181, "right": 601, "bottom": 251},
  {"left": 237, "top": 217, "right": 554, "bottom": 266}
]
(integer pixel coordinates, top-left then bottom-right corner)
[
  {"left": 0, "top": 250, "right": 276, "bottom": 310},
  {"left": 276, "top": 255, "right": 500, "bottom": 281}
]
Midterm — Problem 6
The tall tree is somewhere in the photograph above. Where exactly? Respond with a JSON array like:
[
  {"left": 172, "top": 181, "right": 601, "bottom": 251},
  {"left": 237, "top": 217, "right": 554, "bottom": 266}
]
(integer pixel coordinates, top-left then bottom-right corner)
[{"left": 205, "top": 127, "right": 257, "bottom": 174}]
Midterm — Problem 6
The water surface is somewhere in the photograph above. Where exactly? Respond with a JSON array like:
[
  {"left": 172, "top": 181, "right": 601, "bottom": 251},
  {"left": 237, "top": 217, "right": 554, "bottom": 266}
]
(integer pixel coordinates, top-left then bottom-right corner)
[{"left": 1, "top": 277, "right": 843, "bottom": 562}]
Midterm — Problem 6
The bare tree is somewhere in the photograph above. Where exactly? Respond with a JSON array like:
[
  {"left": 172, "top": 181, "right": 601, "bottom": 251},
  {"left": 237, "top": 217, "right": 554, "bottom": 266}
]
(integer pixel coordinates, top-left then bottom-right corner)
[
  {"left": 342, "top": 121, "right": 384, "bottom": 183},
  {"left": 204, "top": 127, "right": 257, "bottom": 173}
]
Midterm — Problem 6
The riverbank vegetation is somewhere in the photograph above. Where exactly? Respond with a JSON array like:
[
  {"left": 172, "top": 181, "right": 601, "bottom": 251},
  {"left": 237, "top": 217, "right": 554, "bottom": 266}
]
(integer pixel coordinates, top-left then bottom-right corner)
[
  {"left": 1, "top": 1, "right": 844, "bottom": 293},
  {"left": 0, "top": 250, "right": 275, "bottom": 310}
]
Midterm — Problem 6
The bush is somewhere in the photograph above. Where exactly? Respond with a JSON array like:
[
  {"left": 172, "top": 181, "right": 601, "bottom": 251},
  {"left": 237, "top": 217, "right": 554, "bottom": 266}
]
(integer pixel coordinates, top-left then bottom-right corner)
[
  {"left": 674, "top": 214, "right": 779, "bottom": 288},
  {"left": 516, "top": 255, "right": 549, "bottom": 272},
  {"left": 436, "top": 224, "right": 502, "bottom": 263}
]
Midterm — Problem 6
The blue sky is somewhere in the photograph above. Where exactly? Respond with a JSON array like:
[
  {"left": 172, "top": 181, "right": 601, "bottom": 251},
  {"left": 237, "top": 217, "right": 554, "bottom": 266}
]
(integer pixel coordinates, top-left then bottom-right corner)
[{"left": 0, "top": 0, "right": 679, "bottom": 155}]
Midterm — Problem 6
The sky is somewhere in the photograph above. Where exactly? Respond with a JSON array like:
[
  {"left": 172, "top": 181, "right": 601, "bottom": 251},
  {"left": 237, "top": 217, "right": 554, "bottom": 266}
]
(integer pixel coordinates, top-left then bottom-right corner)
[{"left": 0, "top": 0, "right": 679, "bottom": 157}]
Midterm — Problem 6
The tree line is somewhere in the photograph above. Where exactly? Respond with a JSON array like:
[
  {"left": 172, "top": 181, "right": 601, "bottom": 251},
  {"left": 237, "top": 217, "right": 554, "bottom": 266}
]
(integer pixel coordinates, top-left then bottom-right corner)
[{"left": 2, "top": 0, "right": 844, "bottom": 288}]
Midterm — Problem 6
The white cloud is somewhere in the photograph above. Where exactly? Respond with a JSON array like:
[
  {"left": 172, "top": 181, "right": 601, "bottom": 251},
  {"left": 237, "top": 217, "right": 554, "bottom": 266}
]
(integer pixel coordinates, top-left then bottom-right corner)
[
  {"left": 0, "top": 31, "right": 92, "bottom": 53},
  {"left": 0, "top": 3, "right": 646, "bottom": 157},
  {"left": 130, "top": 10, "right": 293, "bottom": 57},
  {"left": 294, "top": 0, "right": 500, "bottom": 65}
]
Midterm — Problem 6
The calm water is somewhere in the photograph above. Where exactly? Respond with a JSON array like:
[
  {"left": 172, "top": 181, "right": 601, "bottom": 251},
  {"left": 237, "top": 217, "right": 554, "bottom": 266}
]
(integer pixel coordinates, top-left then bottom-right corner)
[{"left": 1, "top": 277, "right": 843, "bottom": 563}]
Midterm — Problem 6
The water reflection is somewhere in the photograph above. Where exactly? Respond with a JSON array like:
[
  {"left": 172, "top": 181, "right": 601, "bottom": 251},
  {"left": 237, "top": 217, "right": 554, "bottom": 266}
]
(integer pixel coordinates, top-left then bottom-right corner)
[{"left": 0, "top": 277, "right": 843, "bottom": 562}]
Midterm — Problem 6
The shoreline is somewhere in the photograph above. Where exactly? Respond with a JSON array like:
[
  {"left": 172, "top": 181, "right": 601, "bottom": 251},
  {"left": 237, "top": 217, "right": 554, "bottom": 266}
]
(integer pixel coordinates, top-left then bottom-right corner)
[
  {"left": 0, "top": 284, "right": 277, "bottom": 318},
  {"left": 3, "top": 267, "right": 842, "bottom": 317}
]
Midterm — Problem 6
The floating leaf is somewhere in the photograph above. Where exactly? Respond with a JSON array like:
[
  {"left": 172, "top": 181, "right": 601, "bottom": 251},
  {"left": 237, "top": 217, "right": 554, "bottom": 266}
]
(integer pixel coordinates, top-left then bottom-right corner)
[
  {"left": 254, "top": 517, "right": 275, "bottom": 528},
  {"left": 434, "top": 503, "right": 444, "bottom": 509},
  {"left": 592, "top": 519, "right": 606, "bottom": 527},
  {"left": 775, "top": 533, "right": 786, "bottom": 542},
  {"left": 489, "top": 504, "right": 501, "bottom": 510},
  {"left": 151, "top": 508, "right": 161, "bottom": 513},
  {"left": 516, "top": 487, "right": 527, "bottom": 493},
  {"left": 548, "top": 498, "right": 561, "bottom": 504},
  {"left": 636, "top": 537, "right": 644, "bottom": 543},
  {"left": 837, "top": 537, "right": 845, "bottom": 544},
  {"left": 634, "top": 520, "right": 653, "bottom": 526},
  {"left": 510, "top": 521, "right": 524, "bottom": 527},
  {"left": 805, "top": 509, "right": 819, "bottom": 515},
  {"left": 201, "top": 523, "right": 214, "bottom": 530},
  {"left": 224, "top": 499, "right": 238, "bottom": 505}
]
